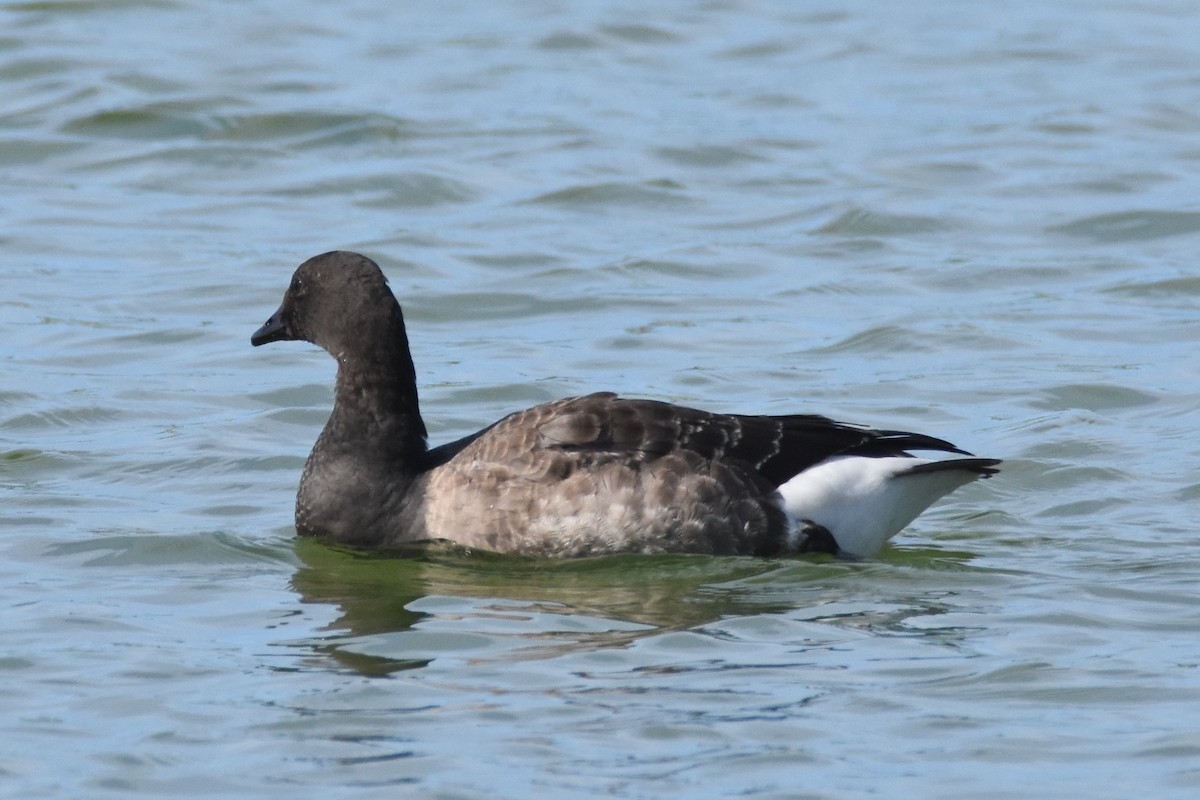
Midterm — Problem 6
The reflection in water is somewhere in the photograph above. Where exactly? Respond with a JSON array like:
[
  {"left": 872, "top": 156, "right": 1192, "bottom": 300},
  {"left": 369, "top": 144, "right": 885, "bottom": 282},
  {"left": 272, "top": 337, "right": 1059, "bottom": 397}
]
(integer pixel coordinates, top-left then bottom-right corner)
[
  {"left": 289, "top": 539, "right": 801, "bottom": 674},
  {"left": 287, "top": 538, "right": 983, "bottom": 675}
]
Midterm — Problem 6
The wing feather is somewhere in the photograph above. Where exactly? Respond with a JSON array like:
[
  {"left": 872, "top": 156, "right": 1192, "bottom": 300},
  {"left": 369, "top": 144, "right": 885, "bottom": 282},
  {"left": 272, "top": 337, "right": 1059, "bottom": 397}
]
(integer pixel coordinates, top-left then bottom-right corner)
[{"left": 441, "top": 392, "right": 973, "bottom": 486}]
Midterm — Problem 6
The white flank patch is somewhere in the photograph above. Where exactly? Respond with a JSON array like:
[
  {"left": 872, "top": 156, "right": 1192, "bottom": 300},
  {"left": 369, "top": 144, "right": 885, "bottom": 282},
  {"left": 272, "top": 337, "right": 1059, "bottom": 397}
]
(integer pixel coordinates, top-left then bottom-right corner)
[{"left": 778, "top": 455, "right": 986, "bottom": 557}]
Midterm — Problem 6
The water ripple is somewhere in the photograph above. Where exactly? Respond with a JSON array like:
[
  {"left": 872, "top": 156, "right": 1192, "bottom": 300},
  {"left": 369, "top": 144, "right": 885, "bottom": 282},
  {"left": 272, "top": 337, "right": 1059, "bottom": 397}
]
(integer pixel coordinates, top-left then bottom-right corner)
[
  {"left": 1050, "top": 210, "right": 1200, "bottom": 242},
  {"left": 525, "top": 180, "right": 693, "bottom": 210},
  {"left": 267, "top": 172, "right": 477, "bottom": 208},
  {"left": 812, "top": 206, "right": 954, "bottom": 236}
]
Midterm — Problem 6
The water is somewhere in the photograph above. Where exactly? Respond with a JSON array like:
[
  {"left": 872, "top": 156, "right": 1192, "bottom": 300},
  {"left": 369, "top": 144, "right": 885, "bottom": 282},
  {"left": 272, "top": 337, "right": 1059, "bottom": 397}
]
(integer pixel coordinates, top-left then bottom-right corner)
[{"left": 3, "top": 0, "right": 1199, "bottom": 797}]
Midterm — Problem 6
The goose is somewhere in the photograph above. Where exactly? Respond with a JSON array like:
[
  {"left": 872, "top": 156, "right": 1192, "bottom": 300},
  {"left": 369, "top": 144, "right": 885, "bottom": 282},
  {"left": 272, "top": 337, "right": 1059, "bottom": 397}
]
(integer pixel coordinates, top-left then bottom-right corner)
[{"left": 251, "top": 251, "right": 999, "bottom": 558}]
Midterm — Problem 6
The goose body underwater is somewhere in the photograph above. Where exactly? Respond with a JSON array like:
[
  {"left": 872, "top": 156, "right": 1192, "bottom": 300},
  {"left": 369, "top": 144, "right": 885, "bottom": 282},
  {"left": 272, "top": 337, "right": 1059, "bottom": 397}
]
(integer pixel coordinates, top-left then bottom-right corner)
[{"left": 251, "top": 251, "right": 1000, "bottom": 558}]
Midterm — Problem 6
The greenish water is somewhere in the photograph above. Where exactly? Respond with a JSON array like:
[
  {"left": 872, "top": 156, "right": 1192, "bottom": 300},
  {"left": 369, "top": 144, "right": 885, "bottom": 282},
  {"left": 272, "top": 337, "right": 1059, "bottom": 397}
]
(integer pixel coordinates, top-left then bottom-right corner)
[{"left": 3, "top": 1, "right": 1200, "bottom": 797}]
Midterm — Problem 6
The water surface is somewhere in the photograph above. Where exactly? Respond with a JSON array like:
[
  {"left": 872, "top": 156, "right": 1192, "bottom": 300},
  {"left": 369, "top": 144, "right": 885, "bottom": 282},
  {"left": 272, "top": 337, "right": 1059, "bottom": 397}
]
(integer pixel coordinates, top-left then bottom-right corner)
[{"left": 3, "top": 1, "right": 1200, "bottom": 798}]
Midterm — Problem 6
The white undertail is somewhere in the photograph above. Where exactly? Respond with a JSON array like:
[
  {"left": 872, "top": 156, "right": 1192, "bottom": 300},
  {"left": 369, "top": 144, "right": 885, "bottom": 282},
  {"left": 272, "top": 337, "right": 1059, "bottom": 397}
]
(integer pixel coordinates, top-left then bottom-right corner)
[{"left": 779, "top": 455, "right": 990, "bottom": 557}]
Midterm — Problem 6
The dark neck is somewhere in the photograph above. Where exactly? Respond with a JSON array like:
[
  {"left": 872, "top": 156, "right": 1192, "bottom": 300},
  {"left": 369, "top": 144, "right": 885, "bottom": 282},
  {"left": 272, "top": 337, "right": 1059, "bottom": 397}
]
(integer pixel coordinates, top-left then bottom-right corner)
[{"left": 326, "top": 326, "right": 429, "bottom": 468}]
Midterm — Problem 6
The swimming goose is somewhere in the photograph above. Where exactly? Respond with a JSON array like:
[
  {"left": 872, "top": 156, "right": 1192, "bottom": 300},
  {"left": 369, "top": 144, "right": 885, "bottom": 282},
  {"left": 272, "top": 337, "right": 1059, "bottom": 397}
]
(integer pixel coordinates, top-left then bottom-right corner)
[{"left": 251, "top": 251, "right": 999, "bottom": 558}]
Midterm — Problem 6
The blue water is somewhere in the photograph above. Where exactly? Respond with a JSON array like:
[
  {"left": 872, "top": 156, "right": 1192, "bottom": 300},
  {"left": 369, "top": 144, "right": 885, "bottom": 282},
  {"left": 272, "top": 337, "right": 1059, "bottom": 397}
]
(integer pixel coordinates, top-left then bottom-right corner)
[{"left": 3, "top": 1, "right": 1200, "bottom": 797}]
